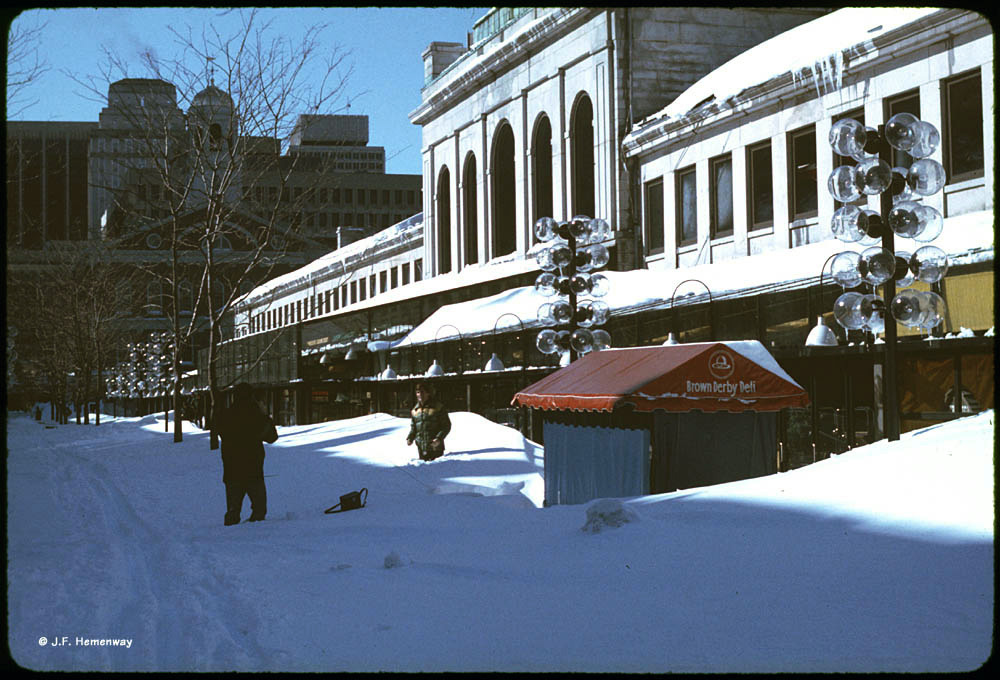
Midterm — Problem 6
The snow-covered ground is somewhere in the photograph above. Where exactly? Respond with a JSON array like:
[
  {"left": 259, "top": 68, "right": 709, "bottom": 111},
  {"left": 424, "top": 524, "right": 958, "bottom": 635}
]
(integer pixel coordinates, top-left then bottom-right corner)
[{"left": 6, "top": 407, "right": 994, "bottom": 672}]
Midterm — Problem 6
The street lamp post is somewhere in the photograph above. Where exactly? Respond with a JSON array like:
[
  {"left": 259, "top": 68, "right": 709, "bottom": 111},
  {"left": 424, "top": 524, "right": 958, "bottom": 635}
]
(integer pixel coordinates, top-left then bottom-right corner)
[
  {"left": 667, "top": 279, "right": 713, "bottom": 345},
  {"left": 827, "top": 113, "right": 948, "bottom": 441},
  {"left": 533, "top": 215, "right": 613, "bottom": 363}
]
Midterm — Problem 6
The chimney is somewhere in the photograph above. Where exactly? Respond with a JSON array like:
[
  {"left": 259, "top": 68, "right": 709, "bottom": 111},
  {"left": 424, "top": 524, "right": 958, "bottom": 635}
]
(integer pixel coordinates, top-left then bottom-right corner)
[{"left": 422, "top": 42, "right": 466, "bottom": 84}]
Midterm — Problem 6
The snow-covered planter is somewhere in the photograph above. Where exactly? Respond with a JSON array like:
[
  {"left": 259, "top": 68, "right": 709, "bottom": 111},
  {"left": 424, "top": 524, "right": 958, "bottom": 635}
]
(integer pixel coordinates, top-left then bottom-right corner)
[{"left": 581, "top": 498, "right": 638, "bottom": 533}]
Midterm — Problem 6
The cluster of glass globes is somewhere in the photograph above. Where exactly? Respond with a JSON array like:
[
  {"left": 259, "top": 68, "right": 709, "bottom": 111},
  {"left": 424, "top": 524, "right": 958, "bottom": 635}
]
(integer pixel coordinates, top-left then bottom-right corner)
[
  {"left": 827, "top": 113, "right": 949, "bottom": 336},
  {"left": 532, "top": 215, "right": 612, "bottom": 357},
  {"left": 111, "top": 334, "right": 174, "bottom": 398}
]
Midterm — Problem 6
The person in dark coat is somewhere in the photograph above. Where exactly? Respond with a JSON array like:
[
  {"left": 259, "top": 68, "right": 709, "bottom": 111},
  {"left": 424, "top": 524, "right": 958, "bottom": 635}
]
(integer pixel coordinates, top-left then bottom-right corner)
[
  {"left": 406, "top": 382, "right": 452, "bottom": 461},
  {"left": 214, "top": 383, "right": 278, "bottom": 525}
]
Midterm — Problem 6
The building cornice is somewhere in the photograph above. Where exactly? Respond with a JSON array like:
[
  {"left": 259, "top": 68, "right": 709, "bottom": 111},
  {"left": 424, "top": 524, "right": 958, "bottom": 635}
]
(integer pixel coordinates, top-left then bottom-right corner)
[{"left": 409, "top": 7, "right": 598, "bottom": 127}]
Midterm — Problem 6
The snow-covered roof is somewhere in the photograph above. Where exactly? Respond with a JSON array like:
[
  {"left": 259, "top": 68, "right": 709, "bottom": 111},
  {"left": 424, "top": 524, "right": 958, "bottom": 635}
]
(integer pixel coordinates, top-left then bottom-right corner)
[
  {"left": 237, "top": 213, "right": 424, "bottom": 305},
  {"left": 393, "top": 210, "right": 993, "bottom": 348},
  {"left": 631, "top": 7, "right": 943, "bottom": 134}
]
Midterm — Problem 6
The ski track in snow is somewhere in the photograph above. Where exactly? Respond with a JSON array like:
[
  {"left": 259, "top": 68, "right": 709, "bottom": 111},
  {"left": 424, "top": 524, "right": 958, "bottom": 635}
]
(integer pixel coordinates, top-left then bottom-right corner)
[{"left": 8, "top": 430, "right": 285, "bottom": 672}]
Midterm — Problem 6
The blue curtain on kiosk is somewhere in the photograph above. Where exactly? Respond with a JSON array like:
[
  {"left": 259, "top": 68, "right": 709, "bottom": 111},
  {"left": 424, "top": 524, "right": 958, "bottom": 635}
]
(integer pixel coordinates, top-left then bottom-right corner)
[{"left": 543, "top": 422, "right": 650, "bottom": 505}]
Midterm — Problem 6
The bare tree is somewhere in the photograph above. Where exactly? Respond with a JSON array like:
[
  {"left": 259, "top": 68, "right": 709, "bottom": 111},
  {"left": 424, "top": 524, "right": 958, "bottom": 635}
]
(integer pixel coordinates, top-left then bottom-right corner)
[
  {"left": 6, "top": 13, "right": 50, "bottom": 118},
  {"left": 70, "top": 8, "right": 354, "bottom": 446},
  {"left": 6, "top": 237, "right": 136, "bottom": 424}
]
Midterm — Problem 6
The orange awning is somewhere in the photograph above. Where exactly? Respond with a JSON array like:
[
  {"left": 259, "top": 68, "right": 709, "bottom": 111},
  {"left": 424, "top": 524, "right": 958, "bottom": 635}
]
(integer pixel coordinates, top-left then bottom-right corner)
[{"left": 512, "top": 341, "right": 809, "bottom": 413}]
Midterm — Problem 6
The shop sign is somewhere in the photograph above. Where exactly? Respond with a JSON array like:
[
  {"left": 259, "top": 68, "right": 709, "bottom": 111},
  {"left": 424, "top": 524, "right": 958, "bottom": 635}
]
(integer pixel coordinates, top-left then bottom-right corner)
[{"left": 685, "top": 348, "right": 758, "bottom": 398}]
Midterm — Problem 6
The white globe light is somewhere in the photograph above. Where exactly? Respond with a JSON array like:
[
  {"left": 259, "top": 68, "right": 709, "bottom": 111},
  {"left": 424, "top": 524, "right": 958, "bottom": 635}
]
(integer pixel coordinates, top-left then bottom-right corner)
[
  {"left": 829, "top": 118, "right": 867, "bottom": 157},
  {"left": 890, "top": 289, "right": 924, "bottom": 327},
  {"left": 534, "top": 217, "right": 559, "bottom": 242},
  {"left": 907, "top": 158, "right": 947, "bottom": 196},
  {"left": 569, "top": 328, "right": 595, "bottom": 354},
  {"left": 585, "top": 243, "right": 610, "bottom": 270},
  {"left": 910, "top": 245, "right": 949, "bottom": 284},
  {"left": 887, "top": 200, "right": 923, "bottom": 238},
  {"left": 536, "top": 329, "right": 559, "bottom": 354},
  {"left": 534, "top": 272, "right": 557, "bottom": 296},
  {"left": 535, "top": 247, "right": 557, "bottom": 271},
  {"left": 588, "top": 273, "right": 610, "bottom": 297},
  {"left": 831, "top": 205, "right": 867, "bottom": 243},
  {"left": 589, "top": 218, "right": 611, "bottom": 242},
  {"left": 918, "top": 291, "right": 947, "bottom": 331},
  {"left": 909, "top": 120, "right": 940, "bottom": 159},
  {"left": 860, "top": 246, "right": 897, "bottom": 285},
  {"left": 537, "top": 302, "right": 556, "bottom": 325},
  {"left": 833, "top": 292, "right": 866, "bottom": 330},
  {"left": 551, "top": 300, "right": 573, "bottom": 324},
  {"left": 831, "top": 251, "right": 863, "bottom": 288},
  {"left": 828, "top": 165, "right": 862, "bottom": 203},
  {"left": 885, "top": 112, "right": 920, "bottom": 151},
  {"left": 569, "top": 215, "right": 592, "bottom": 241},
  {"left": 911, "top": 204, "right": 944, "bottom": 243},
  {"left": 855, "top": 294, "right": 886, "bottom": 334},
  {"left": 591, "top": 329, "right": 612, "bottom": 351},
  {"left": 855, "top": 157, "right": 893, "bottom": 195},
  {"left": 550, "top": 243, "right": 573, "bottom": 269}
]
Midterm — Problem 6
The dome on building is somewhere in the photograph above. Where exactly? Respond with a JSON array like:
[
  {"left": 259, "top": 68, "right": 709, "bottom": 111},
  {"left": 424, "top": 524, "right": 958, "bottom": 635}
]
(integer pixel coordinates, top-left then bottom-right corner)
[
  {"left": 191, "top": 84, "right": 234, "bottom": 111},
  {"left": 188, "top": 83, "right": 236, "bottom": 148}
]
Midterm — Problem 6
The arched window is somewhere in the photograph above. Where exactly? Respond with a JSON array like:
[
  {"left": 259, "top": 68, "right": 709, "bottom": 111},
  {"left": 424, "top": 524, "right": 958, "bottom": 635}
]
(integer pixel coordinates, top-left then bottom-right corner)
[
  {"left": 491, "top": 121, "right": 516, "bottom": 258},
  {"left": 570, "top": 94, "right": 595, "bottom": 218},
  {"left": 532, "top": 114, "right": 554, "bottom": 235},
  {"left": 436, "top": 166, "right": 452, "bottom": 274},
  {"left": 178, "top": 280, "right": 194, "bottom": 315},
  {"left": 463, "top": 153, "right": 478, "bottom": 266},
  {"left": 145, "top": 280, "right": 162, "bottom": 316}
]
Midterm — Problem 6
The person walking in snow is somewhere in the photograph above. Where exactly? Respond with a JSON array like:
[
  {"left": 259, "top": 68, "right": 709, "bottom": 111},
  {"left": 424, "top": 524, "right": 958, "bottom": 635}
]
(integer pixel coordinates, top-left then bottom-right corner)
[
  {"left": 406, "top": 382, "right": 451, "bottom": 461},
  {"left": 214, "top": 382, "right": 278, "bottom": 525}
]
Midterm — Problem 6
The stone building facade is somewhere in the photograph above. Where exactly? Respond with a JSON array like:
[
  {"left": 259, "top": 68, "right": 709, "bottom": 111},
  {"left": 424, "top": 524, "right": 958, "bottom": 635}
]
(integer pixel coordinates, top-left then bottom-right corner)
[{"left": 409, "top": 7, "right": 829, "bottom": 277}]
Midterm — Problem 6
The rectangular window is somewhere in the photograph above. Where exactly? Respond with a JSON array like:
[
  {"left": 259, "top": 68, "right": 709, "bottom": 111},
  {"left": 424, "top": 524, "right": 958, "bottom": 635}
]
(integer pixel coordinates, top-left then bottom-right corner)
[
  {"left": 709, "top": 154, "right": 733, "bottom": 238},
  {"left": 788, "top": 126, "right": 817, "bottom": 220},
  {"left": 402, "top": 262, "right": 410, "bottom": 285},
  {"left": 350, "top": 282, "right": 357, "bottom": 304},
  {"left": 748, "top": 141, "right": 773, "bottom": 229},
  {"left": 379, "top": 270, "right": 387, "bottom": 293},
  {"left": 344, "top": 189, "right": 353, "bottom": 204},
  {"left": 644, "top": 178, "right": 664, "bottom": 254},
  {"left": 944, "top": 69, "right": 984, "bottom": 182},
  {"left": 369, "top": 274, "right": 376, "bottom": 297},
  {"left": 886, "top": 91, "right": 920, "bottom": 169},
  {"left": 414, "top": 258, "right": 423, "bottom": 282},
  {"left": 675, "top": 166, "right": 697, "bottom": 246},
  {"left": 391, "top": 267, "right": 398, "bottom": 289}
]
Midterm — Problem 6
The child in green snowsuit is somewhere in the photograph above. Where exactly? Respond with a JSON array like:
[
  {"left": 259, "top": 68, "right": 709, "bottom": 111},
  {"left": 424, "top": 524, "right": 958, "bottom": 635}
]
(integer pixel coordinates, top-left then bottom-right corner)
[{"left": 406, "top": 382, "right": 451, "bottom": 461}]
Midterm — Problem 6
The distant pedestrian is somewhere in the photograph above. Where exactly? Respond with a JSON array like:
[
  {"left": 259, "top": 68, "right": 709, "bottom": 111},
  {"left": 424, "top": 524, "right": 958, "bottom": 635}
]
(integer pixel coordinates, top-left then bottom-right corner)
[
  {"left": 214, "top": 383, "right": 278, "bottom": 525},
  {"left": 406, "top": 382, "right": 451, "bottom": 461}
]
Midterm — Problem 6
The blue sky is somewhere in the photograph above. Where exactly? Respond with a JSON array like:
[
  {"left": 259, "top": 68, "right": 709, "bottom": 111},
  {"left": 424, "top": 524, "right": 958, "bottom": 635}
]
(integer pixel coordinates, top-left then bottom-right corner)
[{"left": 8, "top": 7, "right": 489, "bottom": 175}]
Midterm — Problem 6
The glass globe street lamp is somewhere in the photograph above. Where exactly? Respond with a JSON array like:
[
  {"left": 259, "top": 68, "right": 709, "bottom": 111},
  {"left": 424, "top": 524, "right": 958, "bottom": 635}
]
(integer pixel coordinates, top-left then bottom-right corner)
[
  {"left": 827, "top": 114, "right": 947, "bottom": 442},
  {"left": 533, "top": 216, "right": 613, "bottom": 362}
]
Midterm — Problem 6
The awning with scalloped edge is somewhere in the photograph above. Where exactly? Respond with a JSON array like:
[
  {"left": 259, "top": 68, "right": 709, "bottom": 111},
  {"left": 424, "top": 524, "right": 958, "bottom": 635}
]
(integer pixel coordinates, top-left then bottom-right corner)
[{"left": 511, "top": 341, "right": 809, "bottom": 413}]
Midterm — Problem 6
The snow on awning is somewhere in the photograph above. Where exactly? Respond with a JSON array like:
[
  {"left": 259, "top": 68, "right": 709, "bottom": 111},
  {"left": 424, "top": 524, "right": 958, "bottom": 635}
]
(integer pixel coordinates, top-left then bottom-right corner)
[{"left": 511, "top": 341, "right": 809, "bottom": 413}]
